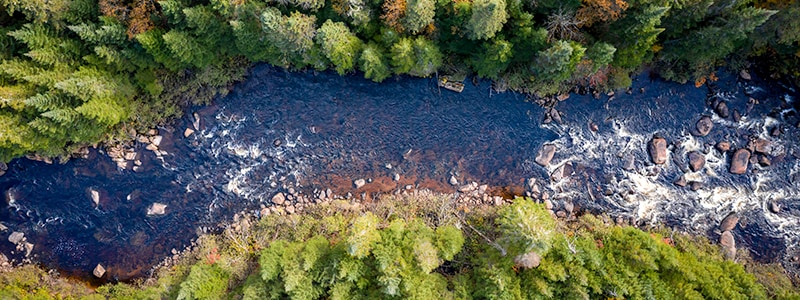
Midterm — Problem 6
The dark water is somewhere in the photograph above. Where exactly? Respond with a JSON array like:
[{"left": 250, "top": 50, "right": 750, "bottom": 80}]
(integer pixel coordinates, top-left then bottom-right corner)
[{"left": 1, "top": 65, "right": 799, "bottom": 281}]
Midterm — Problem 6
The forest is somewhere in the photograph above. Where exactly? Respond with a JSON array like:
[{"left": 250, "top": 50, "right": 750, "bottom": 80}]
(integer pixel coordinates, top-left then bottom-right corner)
[
  {"left": 1, "top": 0, "right": 799, "bottom": 161},
  {"left": 2, "top": 194, "right": 798, "bottom": 299}
]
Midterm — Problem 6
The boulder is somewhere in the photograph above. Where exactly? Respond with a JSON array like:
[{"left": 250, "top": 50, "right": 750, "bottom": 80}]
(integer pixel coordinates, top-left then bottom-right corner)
[
  {"left": 93, "top": 264, "right": 106, "bottom": 278},
  {"left": 732, "top": 109, "right": 742, "bottom": 123},
  {"left": 758, "top": 155, "right": 771, "bottom": 167},
  {"left": 146, "top": 203, "right": 167, "bottom": 215},
  {"left": 354, "top": 179, "right": 366, "bottom": 189},
  {"left": 556, "top": 94, "right": 569, "bottom": 101},
  {"left": 648, "top": 137, "right": 668, "bottom": 164},
  {"left": 740, "top": 69, "right": 751, "bottom": 80},
  {"left": 90, "top": 189, "right": 100, "bottom": 206},
  {"left": 145, "top": 144, "right": 158, "bottom": 151},
  {"left": 535, "top": 144, "right": 557, "bottom": 167},
  {"left": 673, "top": 175, "right": 687, "bottom": 187},
  {"left": 716, "top": 141, "right": 731, "bottom": 152},
  {"left": 747, "top": 138, "right": 769, "bottom": 154},
  {"left": 514, "top": 251, "right": 542, "bottom": 269},
  {"left": 730, "top": 149, "right": 751, "bottom": 174},
  {"left": 719, "top": 231, "right": 736, "bottom": 259},
  {"left": 719, "top": 212, "right": 739, "bottom": 231},
  {"left": 689, "top": 181, "right": 703, "bottom": 191},
  {"left": 151, "top": 135, "right": 163, "bottom": 146},
  {"left": 449, "top": 176, "right": 459, "bottom": 186},
  {"left": 769, "top": 202, "right": 781, "bottom": 213},
  {"left": 715, "top": 101, "right": 730, "bottom": 118},
  {"left": 271, "top": 193, "right": 286, "bottom": 205},
  {"left": 687, "top": 151, "right": 705, "bottom": 172},
  {"left": 184, "top": 128, "right": 195, "bottom": 138},
  {"left": 8, "top": 231, "right": 24, "bottom": 244},
  {"left": 23, "top": 242, "right": 33, "bottom": 257},
  {"left": 695, "top": 116, "right": 713, "bottom": 136}
]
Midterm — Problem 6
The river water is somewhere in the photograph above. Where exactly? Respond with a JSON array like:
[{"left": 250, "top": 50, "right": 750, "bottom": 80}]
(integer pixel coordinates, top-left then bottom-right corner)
[{"left": 1, "top": 65, "right": 798, "bottom": 281}]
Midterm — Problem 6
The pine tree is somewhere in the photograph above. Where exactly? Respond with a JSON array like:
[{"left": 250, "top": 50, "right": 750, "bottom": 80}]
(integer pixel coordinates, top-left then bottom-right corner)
[
  {"left": 316, "top": 20, "right": 363, "bottom": 75},
  {"left": 402, "top": 0, "right": 436, "bottom": 34},
  {"left": 358, "top": 43, "right": 391, "bottom": 82},
  {"left": 466, "top": 0, "right": 509, "bottom": 40}
]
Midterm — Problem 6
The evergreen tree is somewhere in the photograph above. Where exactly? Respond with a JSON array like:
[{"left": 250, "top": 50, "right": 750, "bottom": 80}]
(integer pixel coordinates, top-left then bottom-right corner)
[
  {"left": 316, "top": 20, "right": 363, "bottom": 75},
  {"left": 402, "top": 0, "right": 436, "bottom": 34},
  {"left": 466, "top": 0, "right": 509, "bottom": 40},
  {"left": 359, "top": 43, "right": 392, "bottom": 82}
]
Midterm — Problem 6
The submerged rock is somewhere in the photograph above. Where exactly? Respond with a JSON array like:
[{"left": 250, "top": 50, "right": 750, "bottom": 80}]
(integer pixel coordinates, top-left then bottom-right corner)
[
  {"left": 716, "top": 141, "right": 731, "bottom": 152},
  {"left": 648, "top": 137, "right": 667, "bottom": 165},
  {"left": 622, "top": 153, "right": 635, "bottom": 171},
  {"left": 695, "top": 116, "right": 713, "bottom": 136},
  {"left": 715, "top": 101, "right": 730, "bottom": 118},
  {"left": 689, "top": 181, "right": 703, "bottom": 191},
  {"left": 89, "top": 189, "right": 100, "bottom": 207},
  {"left": 770, "top": 202, "right": 781, "bottom": 213},
  {"left": 146, "top": 203, "right": 167, "bottom": 215},
  {"left": 93, "top": 264, "right": 106, "bottom": 278},
  {"left": 688, "top": 151, "right": 705, "bottom": 172},
  {"left": 730, "top": 149, "right": 751, "bottom": 174},
  {"left": 673, "top": 175, "right": 687, "bottom": 187},
  {"left": 535, "top": 144, "right": 556, "bottom": 167}
]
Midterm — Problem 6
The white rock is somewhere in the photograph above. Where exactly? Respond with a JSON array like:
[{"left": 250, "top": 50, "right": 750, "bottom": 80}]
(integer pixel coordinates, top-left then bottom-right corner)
[
  {"left": 8, "top": 231, "right": 24, "bottom": 244},
  {"left": 151, "top": 135, "right": 163, "bottom": 146},
  {"left": 184, "top": 128, "right": 195, "bottom": 138},
  {"left": 93, "top": 264, "right": 106, "bottom": 278},
  {"left": 124, "top": 152, "right": 137, "bottom": 161},
  {"left": 90, "top": 189, "right": 100, "bottom": 206},
  {"left": 449, "top": 176, "right": 459, "bottom": 186},
  {"left": 354, "top": 179, "right": 366, "bottom": 189},
  {"left": 146, "top": 144, "right": 158, "bottom": 151},
  {"left": 146, "top": 203, "right": 167, "bottom": 215},
  {"left": 23, "top": 242, "right": 33, "bottom": 257},
  {"left": 272, "top": 193, "right": 286, "bottom": 205}
]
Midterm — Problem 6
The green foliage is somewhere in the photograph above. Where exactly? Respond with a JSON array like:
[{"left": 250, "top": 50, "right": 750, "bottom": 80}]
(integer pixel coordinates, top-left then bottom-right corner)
[
  {"left": 403, "top": 0, "right": 436, "bottom": 34},
  {"left": 177, "top": 263, "right": 231, "bottom": 300},
  {"left": 586, "top": 42, "right": 616, "bottom": 72},
  {"left": 608, "top": 5, "right": 668, "bottom": 70},
  {"left": 471, "top": 39, "right": 514, "bottom": 79},
  {"left": 497, "top": 198, "right": 556, "bottom": 256},
  {"left": 359, "top": 43, "right": 392, "bottom": 82},
  {"left": 316, "top": 20, "right": 363, "bottom": 75},
  {"left": 466, "top": 0, "right": 509, "bottom": 40}
]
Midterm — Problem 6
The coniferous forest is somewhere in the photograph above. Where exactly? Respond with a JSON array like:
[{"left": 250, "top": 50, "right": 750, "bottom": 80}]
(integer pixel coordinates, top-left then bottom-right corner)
[{"left": 1, "top": 0, "right": 799, "bottom": 161}]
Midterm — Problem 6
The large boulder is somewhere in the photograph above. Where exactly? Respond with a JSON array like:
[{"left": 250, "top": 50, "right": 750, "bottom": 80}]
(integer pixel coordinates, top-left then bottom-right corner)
[
  {"left": 720, "top": 231, "right": 736, "bottom": 259},
  {"left": 93, "top": 264, "right": 106, "bottom": 278},
  {"left": 695, "top": 116, "right": 713, "bottom": 136},
  {"left": 730, "top": 149, "right": 751, "bottom": 174},
  {"left": 535, "top": 144, "right": 557, "bottom": 167},
  {"left": 8, "top": 231, "right": 24, "bottom": 244},
  {"left": 271, "top": 193, "right": 286, "bottom": 205},
  {"left": 715, "top": 101, "right": 730, "bottom": 118},
  {"left": 719, "top": 212, "right": 739, "bottom": 231},
  {"left": 648, "top": 137, "right": 668, "bottom": 165},
  {"left": 687, "top": 151, "right": 705, "bottom": 172}
]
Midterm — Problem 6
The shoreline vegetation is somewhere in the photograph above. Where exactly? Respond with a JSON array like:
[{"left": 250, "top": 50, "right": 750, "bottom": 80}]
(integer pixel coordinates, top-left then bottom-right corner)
[
  {"left": 1, "top": 0, "right": 799, "bottom": 161},
  {"left": 2, "top": 191, "right": 799, "bottom": 299}
]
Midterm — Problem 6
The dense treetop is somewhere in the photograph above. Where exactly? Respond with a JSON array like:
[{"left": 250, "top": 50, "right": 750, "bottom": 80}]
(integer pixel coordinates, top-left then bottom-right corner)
[{"left": 0, "top": 0, "right": 798, "bottom": 160}]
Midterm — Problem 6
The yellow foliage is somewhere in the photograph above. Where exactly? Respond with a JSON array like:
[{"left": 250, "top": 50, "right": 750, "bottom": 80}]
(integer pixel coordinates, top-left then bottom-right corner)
[{"left": 575, "top": 0, "right": 629, "bottom": 27}]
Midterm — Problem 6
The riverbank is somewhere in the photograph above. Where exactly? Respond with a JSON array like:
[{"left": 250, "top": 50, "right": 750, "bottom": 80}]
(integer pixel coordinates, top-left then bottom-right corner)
[{"left": 2, "top": 190, "right": 798, "bottom": 298}]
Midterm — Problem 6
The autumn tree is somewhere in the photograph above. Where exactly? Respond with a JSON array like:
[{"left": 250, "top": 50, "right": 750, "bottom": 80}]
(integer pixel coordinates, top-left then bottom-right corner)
[{"left": 575, "top": 0, "right": 628, "bottom": 28}]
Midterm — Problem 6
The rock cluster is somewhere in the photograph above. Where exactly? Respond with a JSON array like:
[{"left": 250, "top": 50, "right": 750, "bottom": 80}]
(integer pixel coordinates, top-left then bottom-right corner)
[{"left": 6, "top": 231, "right": 34, "bottom": 257}]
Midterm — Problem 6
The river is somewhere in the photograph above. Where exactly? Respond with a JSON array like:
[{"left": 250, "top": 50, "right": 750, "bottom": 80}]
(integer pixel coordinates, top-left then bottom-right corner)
[{"left": 1, "top": 65, "right": 798, "bottom": 281}]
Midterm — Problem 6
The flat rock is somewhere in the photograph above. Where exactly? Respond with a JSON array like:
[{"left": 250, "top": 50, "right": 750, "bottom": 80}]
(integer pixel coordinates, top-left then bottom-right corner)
[
  {"left": 535, "top": 144, "right": 556, "bottom": 167},
  {"left": 354, "top": 179, "right": 366, "bottom": 189},
  {"left": 720, "top": 212, "right": 739, "bottom": 231},
  {"left": 146, "top": 203, "right": 167, "bottom": 215},
  {"left": 8, "top": 231, "right": 24, "bottom": 244},
  {"left": 720, "top": 231, "right": 736, "bottom": 259},
  {"left": 648, "top": 137, "right": 668, "bottom": 164},
  {"left": 730, "top": 149, "right": 751, "bottom": 174},
  {"left": 184, "top": 128, "right": 195, "bottom": 137},
  {"left": 747, "top": 138, "right": 769, "bottom": 154},
  {"left": 272, "top": 193, "right": 286, "bottom": 205},
  {"left": 695, "top": 116, "right": 713, "bottom": 136},
  {"left": 145, "top": 144, "right": 158, "bottom": 151},
  {"left": 124, "top": 152, "right": 137, "bottom": 161},
  {"left": 688, "top": 151, "right": 705, "bottom": 172},
  {"left": 93, "top": 264, "right": 106, "bottom": 278},
  {"left": 556, "top": 94, "right": 569, "bottom": 101}
]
